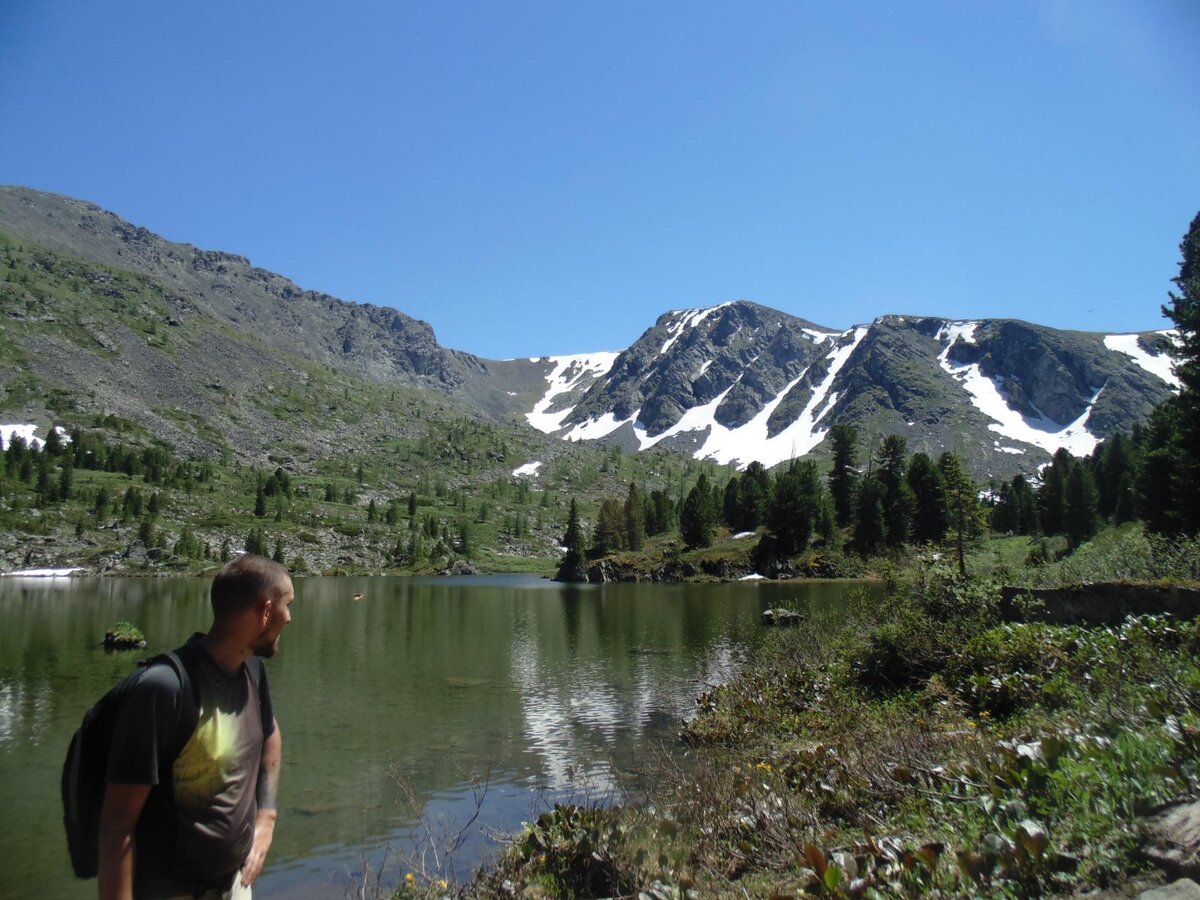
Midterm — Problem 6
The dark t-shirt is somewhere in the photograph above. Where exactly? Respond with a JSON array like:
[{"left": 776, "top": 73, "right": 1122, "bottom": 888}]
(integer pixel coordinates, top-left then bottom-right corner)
[{"left": 106, "top": 642, "right": 275, "bottom": 893}]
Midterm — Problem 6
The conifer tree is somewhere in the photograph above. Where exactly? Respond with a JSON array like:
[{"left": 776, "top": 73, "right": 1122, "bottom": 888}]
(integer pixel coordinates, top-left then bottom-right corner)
[
  {"left": 878, "top": 435, "right": 914, "bottom": 548},
  {"left": 556, "top": 498, "right": 586, "bottom": 582},
  {"left": 1064, "top": 465, "right": 1100, "bottom": 550},
  {"left": 1161, "top": 210, "right": 1200, "bottom": 532},
  {"left": 591, "top": 498, "right": 625, "bottom": 557},
  {"left": 57, "top": 456, "right": 74, "bottom": 501},
  {"left": 938, "top": 452, "right": 980, "bottom": 577},
  {"left": 906, "top": 452, "right": 946, "bottom": 543},
  {"left": 680, "top": 474, "right": 718, "bottom": 549},
  {"left": 854, "top": 475, "right": 886, "bottom": 555},
  {"left": 624, "top": 483, "right": 644, "bottom": 552},
  {"left": 1037, "top": 449, "right": 1072, "bottom": 535},
  {"left": 828, "top": 424, "right": 859, "bottom": 528}
]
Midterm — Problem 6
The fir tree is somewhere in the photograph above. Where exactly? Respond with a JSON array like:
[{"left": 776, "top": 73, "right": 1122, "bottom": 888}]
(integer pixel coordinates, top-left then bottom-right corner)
[
  {"left": 1064, "top": 465, "right": 1100, "bottom": 550},
  {"left": 1161, "top": 210, "right": 1200, "bottom": 532},
  {"left": 854, "top": 475, "right": 886, "bottom": 555},
  {"left": 878, "top": 435, "right": 914, "bottom": 548},
  {"left": 906, "top": 452, "right": 946, "bottom": 543},
  {"left": 624, "top": 483, "right": 645, "bottom": 552},
  {"left": 828, "top": 424, "right": 859, "bottom": 528},
  {"left": 680, "top": 474, "right": 718, "bottom": 549},
  {"left": 556, "top": 498, "right": 586, "bottom": 582}
]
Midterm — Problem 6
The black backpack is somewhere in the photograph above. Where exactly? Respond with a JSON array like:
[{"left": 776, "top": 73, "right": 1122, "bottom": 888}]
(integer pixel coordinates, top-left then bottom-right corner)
[{"left": 61, "top": 649, "right": 200, "bottom": 879}]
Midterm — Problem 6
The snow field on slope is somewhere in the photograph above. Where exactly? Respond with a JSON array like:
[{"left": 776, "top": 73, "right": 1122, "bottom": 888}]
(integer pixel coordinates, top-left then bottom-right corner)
[
  {"left": 526, "top": 353, "right": 621, "bottom": 434},
  {"left": 563, "top": 327, "right": 871, "bottom": 470},
  {"left": 1103, "top": 333, "right": 1180, "bottom": 388},
  {"left": 935, "top": 323, "right": 1101, "bottom": 457}
]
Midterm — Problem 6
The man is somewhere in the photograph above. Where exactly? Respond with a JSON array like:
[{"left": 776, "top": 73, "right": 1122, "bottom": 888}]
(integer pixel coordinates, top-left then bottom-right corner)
[{"left": 98, "top": 555, "right": 293, "bottom": 899}]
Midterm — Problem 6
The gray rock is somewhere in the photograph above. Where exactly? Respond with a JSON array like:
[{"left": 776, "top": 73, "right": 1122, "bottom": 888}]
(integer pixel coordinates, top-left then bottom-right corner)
[
  {"left": 1139, "top": 879, "right": 1200, "bottom": 900},
  {"left": 1144, "top": 801, "right": 1200, "bottom": 880},
  {"left": 587, "top": 561, "right": 611, "bottom": 583}
]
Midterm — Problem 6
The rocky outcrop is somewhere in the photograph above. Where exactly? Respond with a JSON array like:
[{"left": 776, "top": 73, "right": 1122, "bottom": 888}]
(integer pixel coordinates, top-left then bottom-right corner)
[{"left": 1143, "top": 802, "right": 1200, "bottom": 882}]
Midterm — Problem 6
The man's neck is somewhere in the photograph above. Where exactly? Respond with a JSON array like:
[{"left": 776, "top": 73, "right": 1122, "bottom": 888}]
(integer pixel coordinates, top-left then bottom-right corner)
[{"left": 197, "top": 630, "right": 252, "bottom": 676}]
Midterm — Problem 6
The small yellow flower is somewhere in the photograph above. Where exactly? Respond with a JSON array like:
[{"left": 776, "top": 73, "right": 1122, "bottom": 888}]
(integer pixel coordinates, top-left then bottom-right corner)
[
  {"left": 437, "top": 879, "right": 448, "bottom": 891},
  {"left": 967, "top": 720, "right": 977, "bottom": 728},
  {"left": 979, "top": 710, "right": 991, "bottom": 719},
  {"left": 405, "top": 873, "right": 415, "bottom": 884}
]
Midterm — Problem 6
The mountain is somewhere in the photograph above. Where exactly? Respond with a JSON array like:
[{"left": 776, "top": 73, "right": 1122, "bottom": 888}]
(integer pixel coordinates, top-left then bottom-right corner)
[
  {"left": 525, "top": 303, "right": 1178, "bottom": 479},
  {"left": 0, "top": 186, "right": 551, "bottom": 459},
  {"left": 0, "top": 187, "right": 1179, "bottom": 479}
]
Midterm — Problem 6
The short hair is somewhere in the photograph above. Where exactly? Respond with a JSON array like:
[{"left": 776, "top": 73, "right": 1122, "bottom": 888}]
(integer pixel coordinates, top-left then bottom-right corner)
[{"left": 211, "top": 554, "right": 290, "bottom": 619}]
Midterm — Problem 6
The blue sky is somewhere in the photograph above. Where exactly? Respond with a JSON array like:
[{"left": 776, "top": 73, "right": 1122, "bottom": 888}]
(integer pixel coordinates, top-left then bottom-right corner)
[{"left": 1, "top": 1, "right": 1197, "bottom": 358}]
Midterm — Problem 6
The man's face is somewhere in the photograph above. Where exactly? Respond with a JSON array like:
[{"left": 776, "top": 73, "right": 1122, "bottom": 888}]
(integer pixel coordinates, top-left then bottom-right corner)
[{"left": 254, "top": 578, "right": 294, "bottom": 658}]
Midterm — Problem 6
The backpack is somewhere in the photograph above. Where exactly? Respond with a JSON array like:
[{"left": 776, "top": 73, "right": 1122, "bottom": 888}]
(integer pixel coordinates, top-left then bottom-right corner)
[{"left": 61, "top": 649, "right": 200, "bottom": 880}]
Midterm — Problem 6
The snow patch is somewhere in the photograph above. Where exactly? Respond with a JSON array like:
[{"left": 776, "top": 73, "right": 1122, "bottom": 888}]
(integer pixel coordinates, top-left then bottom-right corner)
[
  {"left": 564, "top": 411, "right": 632, "bottom": 442},
  {"left": 3, "top": 567, "right": 83, "bottom": 577},
  {"left": 526, "top": 353, "right": 620, "bottom": 434},
  {"left": 512, "top": 461, "right": 542, "bottom": 478},
  {"left": 696, "top": 359, "right": 713, "bottom": 380},
  {"left": 0, "top": 424, "right": 69, "bottom": 451},
  {"left": 739, "top": 573, "right": 765, "bottom": 581},
  {"left": 619, "top": 326, "right": 870, "bottom": 469},
  {"left": 938, "top": 328, "right": 1101, "bottom": 456},
  {"left": 732, "top": 531, "right": 756, "bottom": 540},
  {"left": 659, "top": 303, "right": 733, "bottom": 356},
  {"left": 1104, "top": 333, "right": 1180, "bottom": 388}
]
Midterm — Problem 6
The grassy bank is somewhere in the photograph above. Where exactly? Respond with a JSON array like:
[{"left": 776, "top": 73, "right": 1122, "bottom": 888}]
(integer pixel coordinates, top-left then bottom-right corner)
[{"left": 452, "top": 527, "right": 1200, "bottom": 898}]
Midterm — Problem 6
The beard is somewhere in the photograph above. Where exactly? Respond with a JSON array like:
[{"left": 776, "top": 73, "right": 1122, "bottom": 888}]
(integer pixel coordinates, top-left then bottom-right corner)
[{"left": 253, "top": 632, "right": 279, "bottom": 658}]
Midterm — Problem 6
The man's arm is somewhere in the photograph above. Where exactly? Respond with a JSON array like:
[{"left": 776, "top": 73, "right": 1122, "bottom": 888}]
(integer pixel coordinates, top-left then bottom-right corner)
[
  {"left": 241, "top": 718, "right": 281, "bottom": 887},
  {"left": 98, "top": 782, "right": 151, "bottom": 900}
]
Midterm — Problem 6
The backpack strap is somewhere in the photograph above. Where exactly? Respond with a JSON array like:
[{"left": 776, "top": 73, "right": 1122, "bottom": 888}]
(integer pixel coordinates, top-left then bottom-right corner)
[{"left": 140, "top": 650, "right": 201, "bottom": 760}]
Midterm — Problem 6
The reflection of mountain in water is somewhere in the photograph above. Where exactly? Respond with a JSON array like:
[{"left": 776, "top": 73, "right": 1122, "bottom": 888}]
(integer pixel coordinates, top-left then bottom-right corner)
[{"left": 509, "top": 615, "right": 744, "bottom": 793}]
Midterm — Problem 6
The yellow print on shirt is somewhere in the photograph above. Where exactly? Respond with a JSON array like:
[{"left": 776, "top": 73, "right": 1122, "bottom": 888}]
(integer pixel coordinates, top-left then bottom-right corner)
[{"left": 173, "top": 709, "right": 241, "bottom": 815}]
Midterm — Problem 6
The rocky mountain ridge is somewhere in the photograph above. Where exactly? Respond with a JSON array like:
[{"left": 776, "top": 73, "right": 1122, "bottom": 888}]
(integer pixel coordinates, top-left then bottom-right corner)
[
  {"left": 0, "top": 186, "right": 1179, "bottom": 478},
  {"left": 526, "top": 304, "right": 1177, "bottom": 478}
]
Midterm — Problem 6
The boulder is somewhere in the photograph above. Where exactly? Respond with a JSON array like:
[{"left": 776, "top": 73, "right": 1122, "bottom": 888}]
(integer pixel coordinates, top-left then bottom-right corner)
[
  {"left": 762, "top": 608, "right": 803, "bottom": 627},
  {"left": 1144, "top": 801, "right": 1200, "bottom": 880},
  {"left": 1140, "top": 880, "right": 1200, "bottom": 900}
]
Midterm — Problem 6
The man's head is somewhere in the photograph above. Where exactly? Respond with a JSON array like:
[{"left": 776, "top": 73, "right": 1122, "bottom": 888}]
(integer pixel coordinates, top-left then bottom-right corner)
[{"left": 211, "top": 554, "right": 294, "bottom": 657}]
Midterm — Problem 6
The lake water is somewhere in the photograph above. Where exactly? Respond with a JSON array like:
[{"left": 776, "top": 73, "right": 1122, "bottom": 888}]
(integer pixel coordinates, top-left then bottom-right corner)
[{"left": 0, "top": 574, "right": 867, "bottom": 898}]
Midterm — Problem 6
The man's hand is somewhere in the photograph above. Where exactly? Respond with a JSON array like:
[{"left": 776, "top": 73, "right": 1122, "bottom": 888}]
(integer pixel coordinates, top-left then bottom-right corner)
[{"left": 241, "top": 808, "right": 277, "bottom": 886}]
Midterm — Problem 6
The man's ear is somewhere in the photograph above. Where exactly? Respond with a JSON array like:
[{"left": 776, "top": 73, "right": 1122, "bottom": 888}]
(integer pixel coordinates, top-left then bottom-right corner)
[{"left": 258, "top": 596, "right": 274, "bottom": 627}]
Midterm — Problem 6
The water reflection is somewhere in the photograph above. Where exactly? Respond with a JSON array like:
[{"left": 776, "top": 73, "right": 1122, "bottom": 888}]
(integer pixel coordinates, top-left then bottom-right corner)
[{"left": 0, "top": 574, "right": 868, "bottom": 900}]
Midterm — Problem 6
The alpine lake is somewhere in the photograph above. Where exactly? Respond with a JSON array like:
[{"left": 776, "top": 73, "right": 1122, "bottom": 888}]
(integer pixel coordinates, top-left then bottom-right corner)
[{"left": 0, "top": 574, "right": 873, "bottom": 899}]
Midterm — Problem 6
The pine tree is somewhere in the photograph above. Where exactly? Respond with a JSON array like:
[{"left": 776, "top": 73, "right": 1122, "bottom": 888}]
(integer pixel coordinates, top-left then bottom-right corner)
[
  {"left": 854, "top": 475, "right": 886, "bottom": 555},
  {"left": 591, "top": 498, "right": 625, "bottom": 557},
  {"left": 939, "top": 452, "right": 980, "bottom": 577},
  {"left": 766, "top": 460, "right": 825, "bottom": 555},
  {"left": 1037, "top": 449, "right": 1073, "bottom": 535},
  {"left": 1064, "top": 465, "right": 1100, "bottom": 550},
  {"left": 623, "top": 483, "right": 644, "bottom": 552},
  {"left": 680, "top": 474, "right": 718, "bottom": 549},
  {"left": 57, "top": 456, "right": 74, "bottom": 501},
  {"left": 906, "top": 452, "right": 946, "bottom": 543},
  {"left": 828, "top": 424, "right": 859, "bottom": 528},
  {"left": 878, "top": 435, "right": 914, "bottom": 548},
  {"left": 556, "top": 498, "right": 586, "bottom": 582},
  {"left": 1161, "top": 210, "right": 1200, "bottom": 532}
]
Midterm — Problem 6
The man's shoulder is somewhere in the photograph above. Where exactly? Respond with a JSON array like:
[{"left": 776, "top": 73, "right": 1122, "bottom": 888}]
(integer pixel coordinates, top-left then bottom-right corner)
[{"left": 128, "top": 655, "right": 187, "bottom": 699}]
